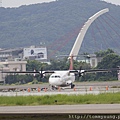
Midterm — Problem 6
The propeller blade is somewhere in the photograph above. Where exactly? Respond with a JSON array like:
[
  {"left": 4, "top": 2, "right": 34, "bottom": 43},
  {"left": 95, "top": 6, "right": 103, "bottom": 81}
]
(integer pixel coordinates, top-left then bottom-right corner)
[
  {"left": 40, "top": 67, "right": 43, "bottom": 78},
  {"left": 33, "top": 69, "right": 36, "bottom": 77},
  {"left": 78, "top": 66, "right": 82, "bottom": 77}
]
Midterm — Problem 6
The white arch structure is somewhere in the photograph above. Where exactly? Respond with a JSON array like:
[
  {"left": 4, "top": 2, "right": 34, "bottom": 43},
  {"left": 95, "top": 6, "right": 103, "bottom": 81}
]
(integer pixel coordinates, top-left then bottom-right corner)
[{"left": 69, "top": 8, "right": 109, "bottom": 60}]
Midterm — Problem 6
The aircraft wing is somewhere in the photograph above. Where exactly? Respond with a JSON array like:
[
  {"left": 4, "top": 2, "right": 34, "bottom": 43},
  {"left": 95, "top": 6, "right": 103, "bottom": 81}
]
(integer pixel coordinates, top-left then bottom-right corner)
[
  {"left": 2, "top": 68, "right": 119, "bottom": 77},
  {"left": 2, "top": 70, "right": 55, "bottom": 78},
  {"left": 2, "top": 71, "right": 39, "bottom": 73},
  {"left": 69, "top": 69, "right": 107, "bottom": 73},
  {"left": 69, "top": 68, "right": 119, "bottom": 76},
  {"left": 2, "top": 70, "right": 55, "bottom": 74},
  {"left": 84, "top": 68, "right": 120, "bottom": 73},
  {"left": 83, "top": 69, "right": 111, "bottom": 73}
]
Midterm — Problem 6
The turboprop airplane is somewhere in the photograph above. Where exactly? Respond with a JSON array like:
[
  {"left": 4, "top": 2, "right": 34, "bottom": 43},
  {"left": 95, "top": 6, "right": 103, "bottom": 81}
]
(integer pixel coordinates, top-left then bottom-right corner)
[
  {"left": 45, "top": 55, "right": 113, "bottom": 89},
  {"left": 2, "top": 55, "right": 113, "bottom": 89},
  {"left": 47, "top": 57, "right": 108, "bottom": 89}
]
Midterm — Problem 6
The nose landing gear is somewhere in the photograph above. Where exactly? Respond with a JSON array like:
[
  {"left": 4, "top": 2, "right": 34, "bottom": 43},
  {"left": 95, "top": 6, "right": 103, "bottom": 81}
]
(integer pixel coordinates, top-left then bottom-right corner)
[{"left": 52, "top": 85, "right": 58, "bottom": 90}]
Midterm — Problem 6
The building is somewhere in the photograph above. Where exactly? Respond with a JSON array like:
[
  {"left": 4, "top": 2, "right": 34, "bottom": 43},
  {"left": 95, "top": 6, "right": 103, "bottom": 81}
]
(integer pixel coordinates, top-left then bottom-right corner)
[
  {"left": 23, "top": 46, "right": 47, "bottom": 61},
  {"left": 0, "top": 61, "right": 27, "bottom": 82},
  {"left": 0, "top": 48, "right": 23, "bottom": 61},
  {"left": 0, "top": 46, "right": 48, "bottom": 83},
  {"left": 0, "top": 45, "right": 48, "bottom": 62}
]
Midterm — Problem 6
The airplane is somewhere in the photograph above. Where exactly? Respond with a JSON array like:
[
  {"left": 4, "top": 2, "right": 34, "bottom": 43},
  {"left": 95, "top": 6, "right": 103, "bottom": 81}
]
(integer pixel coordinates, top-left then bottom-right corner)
[
  {"left": 45, "top": 55, "right": 115, "bottom": 89},
  {"left": 2, "top": 55, "right": 114, "bottom": 90}
]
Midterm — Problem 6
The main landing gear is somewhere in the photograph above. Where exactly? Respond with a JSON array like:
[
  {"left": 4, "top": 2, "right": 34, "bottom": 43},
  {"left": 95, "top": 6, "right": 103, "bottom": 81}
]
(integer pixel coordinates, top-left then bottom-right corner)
[{"left": 71, "top": 83, "right": 75, "bottom": 89}]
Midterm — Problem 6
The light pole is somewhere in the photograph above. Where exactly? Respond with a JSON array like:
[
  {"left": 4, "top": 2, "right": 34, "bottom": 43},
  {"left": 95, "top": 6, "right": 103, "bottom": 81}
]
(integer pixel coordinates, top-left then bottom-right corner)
[{"left": 117, "top": 66, "right": 120, "bottom": 81}]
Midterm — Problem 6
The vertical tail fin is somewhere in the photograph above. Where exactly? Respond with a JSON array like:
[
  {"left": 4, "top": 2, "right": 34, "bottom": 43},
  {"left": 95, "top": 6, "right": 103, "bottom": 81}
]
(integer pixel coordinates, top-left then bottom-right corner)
[{"left": 69, "top": 55, "right": 73, "bottom": 70}]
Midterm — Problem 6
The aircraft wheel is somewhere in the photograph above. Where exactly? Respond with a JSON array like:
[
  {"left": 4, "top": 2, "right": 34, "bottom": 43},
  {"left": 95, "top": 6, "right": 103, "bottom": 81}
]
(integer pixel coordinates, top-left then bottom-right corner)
[{"left": 71, "top": 83, "right": 75, "bottom": 89}]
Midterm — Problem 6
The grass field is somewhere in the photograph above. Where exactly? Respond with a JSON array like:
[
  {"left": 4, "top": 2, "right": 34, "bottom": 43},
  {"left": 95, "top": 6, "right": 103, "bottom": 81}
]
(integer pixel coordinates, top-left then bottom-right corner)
[{"left": 0, "top": 92, "right": 120, "bottom": 106}]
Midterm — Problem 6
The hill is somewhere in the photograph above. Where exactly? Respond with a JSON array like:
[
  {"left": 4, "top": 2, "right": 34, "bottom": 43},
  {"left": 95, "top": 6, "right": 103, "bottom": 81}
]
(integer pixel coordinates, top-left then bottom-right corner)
[{"left": 0, "top": 0, "right": 120, "bottom": 58}]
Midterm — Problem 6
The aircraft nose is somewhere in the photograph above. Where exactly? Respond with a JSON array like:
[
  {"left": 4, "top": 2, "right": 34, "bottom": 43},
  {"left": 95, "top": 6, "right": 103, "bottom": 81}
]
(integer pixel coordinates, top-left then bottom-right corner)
[
  {"left": 49, "top": 78, "right": 56, "bottom": 85},
  {"left": 49, "top": 78, "right": 61, "bottom": 85}
]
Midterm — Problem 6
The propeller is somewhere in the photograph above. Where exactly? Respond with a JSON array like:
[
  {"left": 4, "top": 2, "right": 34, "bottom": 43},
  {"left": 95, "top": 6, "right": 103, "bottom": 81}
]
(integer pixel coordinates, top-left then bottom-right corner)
[
  {"left": 33, "top": 68, "right": 44, "bottom": 78},
  {"left": 33, "top": 69, "right": 39, "bottom": 78},
  {"left": 39, "top": 67, "right": 44, "bottom": 78},
  {"left": 33, "top": 69, "right": 36, "bottom": 77},
  {"left": 78, "top": 66, "right": 87, "bottom": 81},
  {"left": 78, "top": 66, "right": 82, "bottom": 77}
]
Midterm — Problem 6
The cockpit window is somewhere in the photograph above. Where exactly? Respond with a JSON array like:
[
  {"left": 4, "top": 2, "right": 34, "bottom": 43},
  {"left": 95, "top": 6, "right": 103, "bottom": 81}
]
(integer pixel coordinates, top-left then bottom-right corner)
[{"left": 51, "top": 75, "right": 60, "bottom": 78}]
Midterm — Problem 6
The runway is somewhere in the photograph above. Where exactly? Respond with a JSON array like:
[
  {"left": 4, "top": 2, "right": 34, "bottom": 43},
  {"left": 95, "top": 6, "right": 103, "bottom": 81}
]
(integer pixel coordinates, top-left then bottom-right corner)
[
  {"left": 0, "top": 104, "right": 120, "bottom": 113},
  {"left": 0, "top": 81, "right": 120, "bottom": 96}
]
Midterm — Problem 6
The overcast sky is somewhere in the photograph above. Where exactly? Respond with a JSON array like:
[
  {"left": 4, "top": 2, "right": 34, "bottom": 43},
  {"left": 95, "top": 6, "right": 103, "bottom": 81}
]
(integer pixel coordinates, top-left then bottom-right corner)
[
  {"left": 1, "top": 0, "right": 120, "bottom": 8},
  {"left": 1, "top": 0, "right": 56, "bottom": 8}
]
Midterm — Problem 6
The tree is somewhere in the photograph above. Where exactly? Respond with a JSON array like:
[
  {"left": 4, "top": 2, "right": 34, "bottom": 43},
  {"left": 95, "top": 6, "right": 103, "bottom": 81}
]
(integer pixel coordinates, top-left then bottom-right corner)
[
  {"left": 97, "top": 53, "right": 120, "bottom": 69},
  {"left": 96, "top": 53, "right": 120, "bottom": 81},
  {"left": 5, "top": 74, "right": 34, "bottom": 84},
  {"left": 95, "top": 49, "right": 114, "bottom": 57},
  {"left": 26, "top": 60, "right": 48, "bottom": 71}
]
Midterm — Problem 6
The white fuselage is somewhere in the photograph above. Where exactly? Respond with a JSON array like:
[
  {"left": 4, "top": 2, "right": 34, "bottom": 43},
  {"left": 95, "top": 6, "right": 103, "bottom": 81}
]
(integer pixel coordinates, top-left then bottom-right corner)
[{"left": 49, "top": 71, "right": 75, "bottom": 87}]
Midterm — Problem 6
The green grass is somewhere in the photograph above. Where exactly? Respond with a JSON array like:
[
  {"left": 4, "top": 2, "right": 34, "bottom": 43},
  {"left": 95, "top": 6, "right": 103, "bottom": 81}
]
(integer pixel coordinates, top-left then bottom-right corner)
[{"left": 0, "top": 93, "right": 120, "bottom": 106}]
